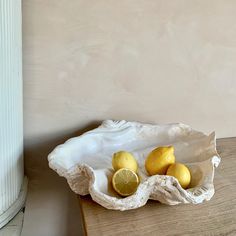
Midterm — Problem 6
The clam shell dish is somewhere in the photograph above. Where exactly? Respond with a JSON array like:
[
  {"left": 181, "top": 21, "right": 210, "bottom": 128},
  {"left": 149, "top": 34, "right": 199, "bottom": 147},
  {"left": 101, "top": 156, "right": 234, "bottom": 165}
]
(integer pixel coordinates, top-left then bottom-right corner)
[{"left": 48, "top": 120, "right": 221, "bottom": 211}]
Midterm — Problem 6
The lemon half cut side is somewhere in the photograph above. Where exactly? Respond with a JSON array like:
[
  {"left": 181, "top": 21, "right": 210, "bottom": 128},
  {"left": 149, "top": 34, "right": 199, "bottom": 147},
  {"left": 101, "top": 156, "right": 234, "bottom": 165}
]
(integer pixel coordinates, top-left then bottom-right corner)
[{"left": 112, "top": 168, "right": 139, "bottom": 197}]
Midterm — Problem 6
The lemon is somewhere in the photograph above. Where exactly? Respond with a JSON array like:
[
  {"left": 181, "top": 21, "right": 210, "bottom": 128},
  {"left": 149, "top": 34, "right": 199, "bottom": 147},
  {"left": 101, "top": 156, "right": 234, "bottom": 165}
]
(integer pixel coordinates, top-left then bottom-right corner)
[
  {"left": 145, "top": 146, "right": 175, "bottom": 175},
  {"left": 112, "top": 168, "right": 139, "bottom": 196},
  {"left": 112, "top": 151, "right": 138, "bottom": 173},
  {"left": 167, "top": 163, "right": 191, "bottom": 189}
]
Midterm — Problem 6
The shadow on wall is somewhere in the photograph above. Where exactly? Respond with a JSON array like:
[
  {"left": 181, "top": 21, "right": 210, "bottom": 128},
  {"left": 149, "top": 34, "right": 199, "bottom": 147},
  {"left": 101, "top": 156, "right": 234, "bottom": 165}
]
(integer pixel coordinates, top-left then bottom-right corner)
[
  {"left": 24, "top": 120, "right": 102, "bottom": 178},
  {"left": 22, "top": 121, "right": 102, "bottom": 236}
]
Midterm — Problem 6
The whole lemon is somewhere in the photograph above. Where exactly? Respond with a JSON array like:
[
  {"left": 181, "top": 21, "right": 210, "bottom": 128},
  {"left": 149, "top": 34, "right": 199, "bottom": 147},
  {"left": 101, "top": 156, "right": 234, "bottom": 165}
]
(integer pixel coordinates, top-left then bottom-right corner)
[
  {"left": 145, "top": 146, "right": 175, "bottom": 175},
  {"left": 167, "top": 163, "right": 191, "bottom": 189},
  {"left": 112, "top": 151, "right": 138, "bottom": 173}
]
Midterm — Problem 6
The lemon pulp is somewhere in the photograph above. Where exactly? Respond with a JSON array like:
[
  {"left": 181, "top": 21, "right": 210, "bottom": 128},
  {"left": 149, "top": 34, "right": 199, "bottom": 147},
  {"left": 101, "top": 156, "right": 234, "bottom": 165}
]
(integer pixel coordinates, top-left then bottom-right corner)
[{"left": 112, "top": 168, "right": 139, "bottom": 196}]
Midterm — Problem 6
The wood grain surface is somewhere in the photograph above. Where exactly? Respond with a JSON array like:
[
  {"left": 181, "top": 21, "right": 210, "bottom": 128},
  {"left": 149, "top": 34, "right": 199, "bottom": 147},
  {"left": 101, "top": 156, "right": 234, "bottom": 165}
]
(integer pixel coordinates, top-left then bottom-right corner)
[{"left": 78, "top": 138, "right": 236, "bottom": 236}]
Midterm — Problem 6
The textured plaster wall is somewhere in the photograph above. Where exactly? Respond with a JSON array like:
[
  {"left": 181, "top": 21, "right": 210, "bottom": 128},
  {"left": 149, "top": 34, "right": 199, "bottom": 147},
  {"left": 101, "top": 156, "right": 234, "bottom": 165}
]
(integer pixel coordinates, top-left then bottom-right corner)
[
  {"left": 23, "top": 1, "right": 236, "bottom": 149},
  {"left": 22, "top": 1, "right": 236, "bottom": 235}
]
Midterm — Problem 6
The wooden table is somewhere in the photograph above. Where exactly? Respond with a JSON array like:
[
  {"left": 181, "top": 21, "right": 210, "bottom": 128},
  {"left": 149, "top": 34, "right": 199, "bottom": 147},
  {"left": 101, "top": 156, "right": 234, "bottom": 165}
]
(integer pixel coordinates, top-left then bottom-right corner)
[{"left": 78, "top": 138, "right": 236, "bottom": 236}]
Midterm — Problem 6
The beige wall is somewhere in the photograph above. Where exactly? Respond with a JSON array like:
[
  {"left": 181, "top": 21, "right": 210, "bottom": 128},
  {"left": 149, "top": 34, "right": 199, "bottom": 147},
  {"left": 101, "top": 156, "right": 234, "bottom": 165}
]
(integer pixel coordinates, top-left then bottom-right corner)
[
  {"left": 22, "top": 1, "right": 236, "bottom": 235},
  {"left": 23, "top": 0, "right": 236, "bottom": 180},
  {"left": 23, "top": 0, "right": 236, "bottom": 150}
]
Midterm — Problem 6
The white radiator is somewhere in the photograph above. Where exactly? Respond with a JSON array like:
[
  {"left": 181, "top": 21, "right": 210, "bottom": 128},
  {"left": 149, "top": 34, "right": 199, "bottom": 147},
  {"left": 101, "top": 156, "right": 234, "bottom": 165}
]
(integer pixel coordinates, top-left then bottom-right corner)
[{"left": 0, "top": 0, "right": 27, "bottom": 228}]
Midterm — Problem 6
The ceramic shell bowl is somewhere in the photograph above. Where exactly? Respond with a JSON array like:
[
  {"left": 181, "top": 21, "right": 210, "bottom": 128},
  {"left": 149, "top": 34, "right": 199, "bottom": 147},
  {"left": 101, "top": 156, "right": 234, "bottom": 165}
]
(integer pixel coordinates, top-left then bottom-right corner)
[{"left": 48, "top": 120, "right": 221, "bottom": 211}]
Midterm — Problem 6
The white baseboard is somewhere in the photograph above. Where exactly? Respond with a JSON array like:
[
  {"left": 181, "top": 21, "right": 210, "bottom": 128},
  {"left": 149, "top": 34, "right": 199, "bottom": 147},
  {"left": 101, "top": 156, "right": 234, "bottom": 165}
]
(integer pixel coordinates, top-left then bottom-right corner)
[{"left": 0, "top": 177, "right": 28, "bottom": 229}]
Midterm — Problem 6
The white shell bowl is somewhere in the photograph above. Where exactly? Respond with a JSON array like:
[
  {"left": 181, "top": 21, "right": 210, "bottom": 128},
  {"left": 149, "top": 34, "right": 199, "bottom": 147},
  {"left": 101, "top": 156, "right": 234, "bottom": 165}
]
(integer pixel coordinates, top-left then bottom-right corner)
[{"left": 48, "top": 120, "right": 221, "bottom": 211}]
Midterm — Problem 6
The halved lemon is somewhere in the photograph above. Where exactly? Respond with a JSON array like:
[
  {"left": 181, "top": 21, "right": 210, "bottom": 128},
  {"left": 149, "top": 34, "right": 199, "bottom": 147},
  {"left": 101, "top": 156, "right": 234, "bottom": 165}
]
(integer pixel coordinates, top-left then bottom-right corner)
[{"left": 112, "top": 168, "right": 139, "bottom": 197}]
